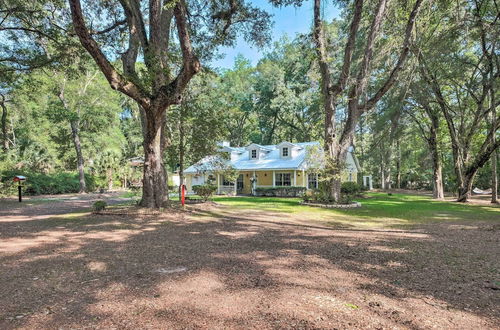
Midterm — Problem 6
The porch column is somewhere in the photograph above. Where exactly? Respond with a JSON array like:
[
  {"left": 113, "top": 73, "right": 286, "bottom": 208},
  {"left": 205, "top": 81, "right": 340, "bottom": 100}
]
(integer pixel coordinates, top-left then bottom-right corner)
[
  {"left": 272, "top": 171, "right": 275, "bottom": 187},
  {"left": 253, "top": 171, "right": 256, "bottom": 195},
  {"left": 293, "top": 170, "right": 297, "bottom": 186},
  {"left": 234, "top": 178, "right": 237, "bottom": 195},
  {"left": 302, "top": 170, "right": 306, "bottom": 187},
  {"left": 217, "top": 174, "right": 220, "bottom": 194}
]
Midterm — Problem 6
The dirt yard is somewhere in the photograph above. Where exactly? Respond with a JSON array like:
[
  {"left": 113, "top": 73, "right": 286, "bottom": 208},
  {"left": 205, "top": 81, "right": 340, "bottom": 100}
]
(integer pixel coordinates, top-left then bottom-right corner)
[{"left": 0, "top": 194, "right": 499, "bottom": 329}]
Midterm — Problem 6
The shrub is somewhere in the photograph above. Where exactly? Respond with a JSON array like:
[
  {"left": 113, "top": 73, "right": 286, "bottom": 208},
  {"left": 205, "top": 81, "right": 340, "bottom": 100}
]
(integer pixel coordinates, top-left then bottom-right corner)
[
  {"left": 302, "top": 189, "right": 314, "bottom": 202},
  {"left": 302, "top": 183, "right": 361, "bottom": 205},
  {"left": 254, "top": 186, "right": 306, "bottom": 197},
  {"left": 192, "top": 184, "right": 217, "bottom": 202},
  {"left": 0, "top": 179, "right": 18, "bottom": 197},
  {"left": 0, "top": 170, "right": 98, "bottom": 196},
  {"left": 341, "top": 182, "right": 363, "bottom": 196},
  {"left": 339, "top": 194, "right": 354, "bottom": 204},
  {"left": 93, "top": 200, "right": 107, "bottom": 212},
  {"left": 301, "top": 189, "right": 330, "bottom": 202}
]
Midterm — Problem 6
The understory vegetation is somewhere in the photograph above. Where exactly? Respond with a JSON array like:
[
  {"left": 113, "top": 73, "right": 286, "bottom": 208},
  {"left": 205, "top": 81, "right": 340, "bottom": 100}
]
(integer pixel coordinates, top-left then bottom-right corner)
[
  {"left": 254, "top": 186, "right": 307, "bottom": 197},
  {"left": 303, "top": 182, "right": 364, "bottom": 204},
  {"left": 192, "top": 184, "right": 218, "bottom": 202},
  {"left": 0, "top": 170, "right": 98, "bottom": 196}
]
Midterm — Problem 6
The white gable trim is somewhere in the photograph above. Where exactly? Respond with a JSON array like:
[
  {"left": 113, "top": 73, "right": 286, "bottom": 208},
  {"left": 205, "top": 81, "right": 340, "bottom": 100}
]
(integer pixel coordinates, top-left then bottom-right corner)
[{"left": 276, "top": 141, "right": 300, "bottom": 148}]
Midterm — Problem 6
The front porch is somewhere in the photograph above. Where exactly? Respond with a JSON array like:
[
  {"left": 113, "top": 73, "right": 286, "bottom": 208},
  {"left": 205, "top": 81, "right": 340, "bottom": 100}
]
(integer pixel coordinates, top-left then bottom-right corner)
[{"left": 216, "top": 170, "right": 313, "bottom": 195}]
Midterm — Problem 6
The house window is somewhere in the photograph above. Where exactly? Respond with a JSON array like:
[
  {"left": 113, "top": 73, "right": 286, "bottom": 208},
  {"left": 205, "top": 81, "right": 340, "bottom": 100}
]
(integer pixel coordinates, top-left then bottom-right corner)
[
  {"left": 251, "top": 149, "right": 257, "bottom": 159},
  {"left": 348, "top": 173, "right": 353, "bottom": 181},
  {"left": 275, "top": 173, "right": 291, "bottom": 186},
  {"left": 282, "top": 147, "right": 289, "bottom": 157},
  {"left": 222, "top": 176, "right": 235, "bottom": 186},
  {"left": 207, "top": 174, "right": 216, "bottom": 184},
  {"left": 308, "top": 173, "right": 318, "bottom": 189}
]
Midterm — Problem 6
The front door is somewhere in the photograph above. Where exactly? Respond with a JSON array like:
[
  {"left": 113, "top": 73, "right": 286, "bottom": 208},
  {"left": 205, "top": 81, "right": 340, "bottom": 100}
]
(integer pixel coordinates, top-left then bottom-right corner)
[{"left": 237, "top": 174, "right": 244, "bottom": 194}]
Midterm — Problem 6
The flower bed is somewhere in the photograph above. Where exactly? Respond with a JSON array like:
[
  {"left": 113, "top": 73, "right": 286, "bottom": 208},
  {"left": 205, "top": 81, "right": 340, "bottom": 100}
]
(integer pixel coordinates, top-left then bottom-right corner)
[
  {"left": 254, "top": 186, "right": 306, "bottom": 197},
  {"left": 300, "top": 201, "right": 361, "bottom": 209}
]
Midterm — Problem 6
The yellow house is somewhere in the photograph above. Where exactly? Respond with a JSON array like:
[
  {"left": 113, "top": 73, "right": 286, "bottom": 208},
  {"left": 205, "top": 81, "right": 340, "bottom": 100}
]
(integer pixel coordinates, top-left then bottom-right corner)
[{"left": 184, "top": 141, "right": 360, "bottom": 195}]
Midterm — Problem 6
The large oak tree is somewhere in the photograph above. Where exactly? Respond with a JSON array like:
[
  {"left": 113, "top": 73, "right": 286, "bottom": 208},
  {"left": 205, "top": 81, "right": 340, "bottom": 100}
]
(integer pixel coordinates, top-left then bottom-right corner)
[
  {"left": 68, "top": 0, "right": 271, "bottom": 207},
  {"left": 310, "top": 0, "right": 425, "bottom": 201},
  {"left": 414, "top": 0, "right": 499, "bottom": 202}
]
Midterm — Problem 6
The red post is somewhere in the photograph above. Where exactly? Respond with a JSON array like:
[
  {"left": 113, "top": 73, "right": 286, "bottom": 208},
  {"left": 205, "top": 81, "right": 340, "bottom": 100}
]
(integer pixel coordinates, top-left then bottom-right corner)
[{"left": 181, "top": 184, "right": 186, "bottom": 206}]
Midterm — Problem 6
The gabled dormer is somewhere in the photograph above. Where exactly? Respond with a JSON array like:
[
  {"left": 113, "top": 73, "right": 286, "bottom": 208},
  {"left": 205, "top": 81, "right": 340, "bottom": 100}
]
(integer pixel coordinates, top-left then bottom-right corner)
[
  {"left": 277, "top": 142, "right": 301, "bottom": 159},
  {"left": 217, "top": 141, "right": 244, "bottom": 162},
  {"left": 246, "top": 143, "right": 273, "bottom": 160}
]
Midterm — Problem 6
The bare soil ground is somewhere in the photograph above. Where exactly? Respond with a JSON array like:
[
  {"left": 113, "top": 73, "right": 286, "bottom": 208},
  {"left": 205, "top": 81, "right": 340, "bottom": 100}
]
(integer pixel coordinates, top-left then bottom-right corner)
[{"left": 0, "top": 194, "right": 499, "bottom": 329}]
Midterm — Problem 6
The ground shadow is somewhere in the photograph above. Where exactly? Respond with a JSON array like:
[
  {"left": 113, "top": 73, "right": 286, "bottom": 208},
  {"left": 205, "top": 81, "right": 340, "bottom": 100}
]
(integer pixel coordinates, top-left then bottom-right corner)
[{"left": 0, "top": 201, "right": 498, "bottom": 328}]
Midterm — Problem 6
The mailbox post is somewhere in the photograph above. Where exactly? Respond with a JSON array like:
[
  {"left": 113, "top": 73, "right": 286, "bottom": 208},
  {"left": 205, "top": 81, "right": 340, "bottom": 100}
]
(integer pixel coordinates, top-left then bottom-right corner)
[
  {"left": 181, "top": 184, "right": 186, "bottom": 207},
  {"left": 13, "top": 175, "right": 26, "bottom": 202}
]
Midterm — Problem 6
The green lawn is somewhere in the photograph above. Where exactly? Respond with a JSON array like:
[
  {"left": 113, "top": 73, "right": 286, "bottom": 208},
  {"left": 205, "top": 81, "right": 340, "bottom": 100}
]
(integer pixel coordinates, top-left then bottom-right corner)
[{"left": 210, "top": 192, "right": 500, "bottom": 228}]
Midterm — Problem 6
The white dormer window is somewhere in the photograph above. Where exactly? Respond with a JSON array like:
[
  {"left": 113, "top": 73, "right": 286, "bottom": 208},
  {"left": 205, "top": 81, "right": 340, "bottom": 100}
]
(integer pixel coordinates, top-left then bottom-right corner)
[
  {"left": 251, "top": 149, "right": 257, "bottom": 159},
  {"left": 278, "top": 142, "right": 299, "bottom": 159}
]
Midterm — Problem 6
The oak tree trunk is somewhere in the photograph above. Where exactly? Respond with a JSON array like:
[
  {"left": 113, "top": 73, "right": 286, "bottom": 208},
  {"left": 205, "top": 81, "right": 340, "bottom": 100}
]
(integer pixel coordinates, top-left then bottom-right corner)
[
  {"left": 140, "top": 108, "right": 167, "bottom": 208},
  {"left": 457, "top": 175, "right": 474, "bottom": 202},
  {"left": 491, "top": 149, "right": 498, "bottom": 203},
  {"left": 70, "top": 120, "right": 86, "bottom": 193},
  {"left": 1, "top": 97, "right": 8, "bottom": 151},
  {"left": 107, "top": 168, "right": 113, "bottom": 190},
  {"left": 429, "top": 120, "right": 444, "bottom": 199},
  {"left": 456, "top": 150, "right": 499, "bottom": 202},
  {"left": 329, "top": 176, "right": 342, "bottom": 202},
  {"left": 326, "top": 149, "right": 345, "bottom": 202},
  {"left": 380, "top": 159, "right": 386, "bottom": 190},
  {"left": 396, "top": 141, "right": 401, "bottom": 189},
  {"left": 431, "top": 147, "right": 445, "bottom": 200},
  {"left": 491, "top": 99, "right": 498, "bottom": 203},
  {"left": 384, "top": 169, "right": 392, "bottom": 190},
  {"left": 178, "top": 107, "right": 185, "bottom": 200},
  {"left": 456, "top": 149, "right": 498, "bottom": 202}
]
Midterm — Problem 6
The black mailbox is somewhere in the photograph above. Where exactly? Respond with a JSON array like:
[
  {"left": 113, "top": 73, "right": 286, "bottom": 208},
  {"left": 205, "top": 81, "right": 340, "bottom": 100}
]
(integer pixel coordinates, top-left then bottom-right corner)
[{"left": 13, "top": 175, "right": 26, "bottom": 202}]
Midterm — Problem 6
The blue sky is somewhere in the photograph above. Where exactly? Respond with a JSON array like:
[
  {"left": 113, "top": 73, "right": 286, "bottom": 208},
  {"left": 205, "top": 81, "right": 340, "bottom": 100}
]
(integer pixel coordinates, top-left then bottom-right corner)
[{"left": 211, "top": 0, "right": 341, "bottom": 69}]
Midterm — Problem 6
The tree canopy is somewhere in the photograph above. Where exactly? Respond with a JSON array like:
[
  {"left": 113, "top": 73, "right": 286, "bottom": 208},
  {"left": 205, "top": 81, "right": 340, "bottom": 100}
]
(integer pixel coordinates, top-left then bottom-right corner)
[{"left": 0, "top": 0, "right": 498, "bottom": 204}]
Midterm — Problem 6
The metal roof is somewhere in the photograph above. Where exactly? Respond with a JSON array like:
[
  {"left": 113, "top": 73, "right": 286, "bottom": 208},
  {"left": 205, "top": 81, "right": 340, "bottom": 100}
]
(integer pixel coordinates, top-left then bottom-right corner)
[{"left": 185, "top": 142, "right": 321, "bottom": 173}]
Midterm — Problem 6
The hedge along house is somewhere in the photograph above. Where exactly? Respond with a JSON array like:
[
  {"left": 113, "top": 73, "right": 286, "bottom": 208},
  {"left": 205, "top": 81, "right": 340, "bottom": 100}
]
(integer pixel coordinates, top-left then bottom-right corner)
[{"left": 184, "top": 141, "right": 361, "bottom": 195}]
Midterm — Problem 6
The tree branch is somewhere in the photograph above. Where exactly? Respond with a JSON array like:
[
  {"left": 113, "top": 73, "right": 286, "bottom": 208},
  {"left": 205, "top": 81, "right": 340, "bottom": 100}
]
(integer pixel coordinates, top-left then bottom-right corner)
[
  {"left": 333, "top": 0, "right": 364, "bottom": 94},
  {"left": 156, "top": 0, "right": 200, "bottom": 111},
  {"left": 148, "top": 0, "right": 174, "bottom": 90},
  {"left": 91, "top": 19, "right": 126, "bottom": 35},
  {"left": 68, "top": 0, "right": 151, "bottom": 110},
  {"left": 352, "top": 0, "right": 388, "bottom": 97},
  {"left": 359, "top": 0, "right": 425, "bottom": 112}
]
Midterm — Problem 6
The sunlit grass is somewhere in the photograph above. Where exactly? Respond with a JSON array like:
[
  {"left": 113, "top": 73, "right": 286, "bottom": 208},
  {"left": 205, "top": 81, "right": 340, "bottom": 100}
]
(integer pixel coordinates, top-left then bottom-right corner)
[{"left": 210, "top": 192, "right": 500, "bottom": 228}]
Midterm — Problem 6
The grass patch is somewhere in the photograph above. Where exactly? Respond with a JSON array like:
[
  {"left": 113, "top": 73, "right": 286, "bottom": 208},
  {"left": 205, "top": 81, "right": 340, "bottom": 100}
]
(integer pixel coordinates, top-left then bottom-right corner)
[
  {"left": 119, "top": 190, "right": 142, "bottom": 198},
  {"left": 210, "top": 193, "right": 500, "bottom": 228}
]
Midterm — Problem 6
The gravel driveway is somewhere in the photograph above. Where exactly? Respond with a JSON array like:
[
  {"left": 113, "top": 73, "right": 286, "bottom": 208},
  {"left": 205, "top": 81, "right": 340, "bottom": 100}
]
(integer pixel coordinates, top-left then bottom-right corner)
[{"left": 0, "top": 195, "right": 498, "bottom": 329}]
